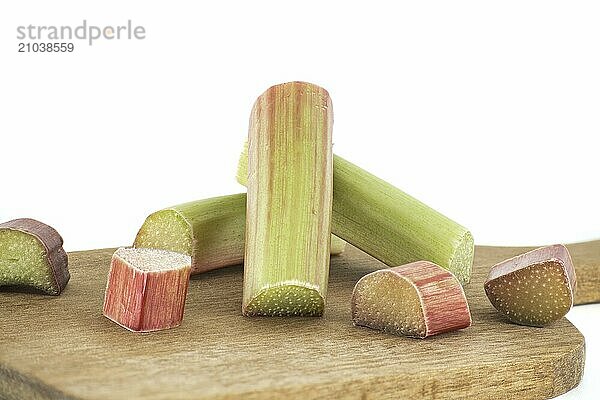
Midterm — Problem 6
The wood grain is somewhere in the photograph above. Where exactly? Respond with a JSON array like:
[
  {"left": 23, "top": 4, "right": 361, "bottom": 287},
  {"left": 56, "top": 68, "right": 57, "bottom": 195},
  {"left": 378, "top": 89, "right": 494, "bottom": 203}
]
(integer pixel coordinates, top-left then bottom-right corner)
[{"left": 1, "top": 241, "right": 597, "bottom": 400}]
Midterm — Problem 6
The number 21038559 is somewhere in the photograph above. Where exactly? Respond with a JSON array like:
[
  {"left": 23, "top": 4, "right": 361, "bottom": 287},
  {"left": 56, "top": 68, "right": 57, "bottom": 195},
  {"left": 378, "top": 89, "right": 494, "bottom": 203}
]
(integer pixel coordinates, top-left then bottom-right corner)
[{"left": 18, "top": 42, "right": 74, "bottom": 52}]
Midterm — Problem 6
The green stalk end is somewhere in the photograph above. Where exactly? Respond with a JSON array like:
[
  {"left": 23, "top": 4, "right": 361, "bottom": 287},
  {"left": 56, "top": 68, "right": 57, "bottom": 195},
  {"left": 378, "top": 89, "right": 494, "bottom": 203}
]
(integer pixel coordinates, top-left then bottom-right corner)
[
  {"left": 330, "top": 235, "right": 347, "bottom": 255},
  {"left": 243, "top": 283, "right": 325, "bottom": 317},
  {"left": 134, "top": 209, "right": 193, "bottom": 257},
  {"left": 449, "top": 231, "right": 475, "bottom": 284},
  {"left": 0, "top": 230, "right": 56, "bottom": 294},
  {"left": 236, "top": 142, "right": 249, "bottom": 186}
]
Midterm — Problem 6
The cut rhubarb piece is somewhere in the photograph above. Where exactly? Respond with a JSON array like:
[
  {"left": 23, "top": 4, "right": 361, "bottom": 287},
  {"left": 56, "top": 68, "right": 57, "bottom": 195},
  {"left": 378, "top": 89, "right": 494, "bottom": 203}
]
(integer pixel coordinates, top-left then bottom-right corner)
[
  {"left": 102, "top": 247, "right": 191, "bottom": 332},
  {"left": 484, "top": 244, "right": 576, "bottom": 327},
  {"left": 0, "top": 218, "right": 69, "bottom": 295},
  {"left": 352, "top": 261, "right": 471, "bottom": 338}
]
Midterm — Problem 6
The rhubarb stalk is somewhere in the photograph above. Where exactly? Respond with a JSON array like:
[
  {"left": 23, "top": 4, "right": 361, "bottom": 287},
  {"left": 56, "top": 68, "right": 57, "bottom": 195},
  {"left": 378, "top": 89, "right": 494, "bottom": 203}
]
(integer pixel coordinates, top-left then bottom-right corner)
[
  {"left": 242, "top": 81, "right": 333, "bottom": 317},
  {"left": 134, "top": 194, "right": 246, "bottom": 274},
  {"left": 133, "top": 194, "right": 345, "bottom": 275},
  {"left": 237, "top": 149, "right": 474, "bottom": 284}
]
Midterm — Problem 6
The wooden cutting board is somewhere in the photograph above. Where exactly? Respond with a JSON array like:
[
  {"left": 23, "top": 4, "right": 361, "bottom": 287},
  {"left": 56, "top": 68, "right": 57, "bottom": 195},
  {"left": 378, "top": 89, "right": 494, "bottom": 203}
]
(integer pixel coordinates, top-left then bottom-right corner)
[{"left": 1, "top": 241, "right": 598, "bottom": 400}]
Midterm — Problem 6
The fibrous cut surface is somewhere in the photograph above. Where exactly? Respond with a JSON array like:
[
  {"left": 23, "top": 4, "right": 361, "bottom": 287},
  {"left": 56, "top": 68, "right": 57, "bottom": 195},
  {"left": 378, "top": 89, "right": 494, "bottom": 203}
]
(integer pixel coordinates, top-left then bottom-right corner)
[
  {"left": 352, "top": 271, "right": 426, "bottom": 338},
  {"left": 485, "top": 261, "right": 573, "bottom": 327},
  {"left": 244, "top": 283, "right": 325, "bottom": 317},
  {"left": 116, "top": 247, "right": 191, "bottom": 272},
  {"left": 0, "top": 229, "right": 56, "bottom": 294},
  {"left": 134, "top": 210, "right": 192, "bottom": 257}
]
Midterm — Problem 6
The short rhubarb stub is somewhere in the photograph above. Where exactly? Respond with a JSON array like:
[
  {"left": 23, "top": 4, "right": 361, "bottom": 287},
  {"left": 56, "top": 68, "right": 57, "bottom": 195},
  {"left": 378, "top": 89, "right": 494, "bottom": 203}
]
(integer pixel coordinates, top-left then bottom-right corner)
[
  {"left": 0, "top": 218, "right": 69, "bottom": 295},
  {"left": 484, "top": 244, "right": 576, "bottom": 327},
  {"left": 102, "top": 247, "right": 191, "bottom": 332},
  {"left": 351, "top": 261, "right": 472, "bottom": 338}
]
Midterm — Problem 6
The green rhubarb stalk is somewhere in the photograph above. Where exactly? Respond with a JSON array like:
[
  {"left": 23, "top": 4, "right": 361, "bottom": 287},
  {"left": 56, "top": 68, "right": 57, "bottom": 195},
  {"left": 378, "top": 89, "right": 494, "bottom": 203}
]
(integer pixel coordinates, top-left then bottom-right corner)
[
  {"left": 237, "top": 150, "right": 474, "bottom": 284},
  {"left": 134, "top": 194, "right": 246, "bottom": 274},
  {"left": 243, "top": 81, "right": 334, "bottom": 316},
  {"left": 134, "top": 194, "right": 345, "bottom": 275}
]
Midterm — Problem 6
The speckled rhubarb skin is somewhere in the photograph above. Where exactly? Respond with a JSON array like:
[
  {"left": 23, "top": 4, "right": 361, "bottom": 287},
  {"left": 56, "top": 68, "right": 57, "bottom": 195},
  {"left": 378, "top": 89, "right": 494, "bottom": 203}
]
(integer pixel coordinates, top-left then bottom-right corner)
[
  {"left": 484, "top": 244, "right": 576, "bottom": 327},
  {"left": 352, "top": 261, "right": 472, "bottom": 338},
  {"left": 102, "top": 249, "right": 191, "bottom": 332}
]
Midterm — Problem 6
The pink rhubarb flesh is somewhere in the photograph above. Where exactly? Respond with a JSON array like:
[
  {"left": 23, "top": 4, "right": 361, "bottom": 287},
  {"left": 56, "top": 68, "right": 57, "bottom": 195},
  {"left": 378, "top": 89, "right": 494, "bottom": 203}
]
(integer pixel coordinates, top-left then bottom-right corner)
[{"left": 102, "top": 247, "right": 191, "bottom": 332}]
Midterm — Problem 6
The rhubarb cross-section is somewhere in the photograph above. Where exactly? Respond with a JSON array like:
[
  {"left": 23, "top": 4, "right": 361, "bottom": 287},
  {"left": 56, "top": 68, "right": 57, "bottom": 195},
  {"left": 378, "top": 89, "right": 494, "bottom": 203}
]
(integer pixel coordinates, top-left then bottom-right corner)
[
  {"left": 484, "top": 244, "right": 576, "bottom": 327},
  {"left": 352, "top": 261, "right": 471, "bottom": 338}
]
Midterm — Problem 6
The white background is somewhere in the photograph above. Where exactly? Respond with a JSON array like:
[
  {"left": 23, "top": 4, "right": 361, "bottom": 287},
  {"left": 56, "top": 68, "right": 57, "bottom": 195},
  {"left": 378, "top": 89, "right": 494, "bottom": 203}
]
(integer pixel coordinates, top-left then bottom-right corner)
[{"left": 1, "top": 1, "right": 598, "bottom": 398}]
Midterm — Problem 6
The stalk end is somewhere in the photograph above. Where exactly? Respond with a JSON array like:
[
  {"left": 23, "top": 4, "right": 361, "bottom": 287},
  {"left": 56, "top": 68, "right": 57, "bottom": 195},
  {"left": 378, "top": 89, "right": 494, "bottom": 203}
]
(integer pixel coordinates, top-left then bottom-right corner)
[
  {"left": 133, "top": 209, "right": 193, "bottom": 257},
  {"left": 330, "top": 235, "right": 347, "bottom": 255},
  {"left": 449, "top": 230, "right": 474, "bottom": 285},
  {"left": 236, "top": 142, "right": 249, "bottom": 186},
  {"left": 243, "top": 283, "right": 325, "bottom": 317}
]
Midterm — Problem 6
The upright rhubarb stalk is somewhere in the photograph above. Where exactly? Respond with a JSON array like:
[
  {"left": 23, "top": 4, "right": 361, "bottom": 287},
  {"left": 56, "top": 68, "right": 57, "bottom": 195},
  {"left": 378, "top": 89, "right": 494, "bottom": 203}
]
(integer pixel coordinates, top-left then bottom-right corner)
[
  {"left": 237, "top": 150, "right": 474, "bottom": 284},
  {"left": 242, "top": 81, "right": 333, "bottom": 317}
]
